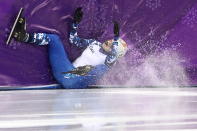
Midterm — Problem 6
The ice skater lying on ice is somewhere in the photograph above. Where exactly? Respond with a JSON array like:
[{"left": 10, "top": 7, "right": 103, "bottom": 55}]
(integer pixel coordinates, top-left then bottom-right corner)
[{"left": 9, "top": 7, "right": 127, "bottom": 88}]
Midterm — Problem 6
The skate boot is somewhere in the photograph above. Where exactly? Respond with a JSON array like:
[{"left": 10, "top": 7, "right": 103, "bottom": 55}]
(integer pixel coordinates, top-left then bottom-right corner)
[
  {"left": 6, "top": 8, "right": 29, "bottom": 44},
  {"left": 13, "top": 17, "right": 29, "bottom": 42}
]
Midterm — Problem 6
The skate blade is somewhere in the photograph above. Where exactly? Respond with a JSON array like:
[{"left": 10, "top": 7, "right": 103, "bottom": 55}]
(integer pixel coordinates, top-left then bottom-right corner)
[{"left": 6, "top": 8, "right": 24, "bottom": 45}]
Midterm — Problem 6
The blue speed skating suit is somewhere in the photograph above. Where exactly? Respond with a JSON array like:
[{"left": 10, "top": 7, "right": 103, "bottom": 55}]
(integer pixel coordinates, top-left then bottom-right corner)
[{"left": 26, "top": 23, "right": 120, "bottom": 88}]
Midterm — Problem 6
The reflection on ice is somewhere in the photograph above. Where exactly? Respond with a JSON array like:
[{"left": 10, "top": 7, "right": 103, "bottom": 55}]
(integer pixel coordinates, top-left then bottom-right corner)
[{"left": 0, "top": 88, "right": 196, "bottom": 130}]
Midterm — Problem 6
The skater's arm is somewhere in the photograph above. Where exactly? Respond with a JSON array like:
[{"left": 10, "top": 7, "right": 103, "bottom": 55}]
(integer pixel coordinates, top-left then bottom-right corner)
[
  {"left": 105, "top": 21, "right": 121, "bottom": 66},
  {"left": 69, "top": 23, "right": 95, "bottom": 48},
  {"left": 69, "top": 7, "right": 98, "bottom": 48},
  {"left": 105, "top": 54, "right": 117, "bottom": 66},
  {"left": 114, "top": 21, "right": 119, "bottom": 39},
  {"left": 105, "top": 44, "right": 118, "bottom": 66}
]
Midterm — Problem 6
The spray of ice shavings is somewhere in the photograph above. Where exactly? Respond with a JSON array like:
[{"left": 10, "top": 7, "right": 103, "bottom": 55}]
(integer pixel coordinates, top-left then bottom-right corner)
[
  {"left": 182, "top": 4, "right": 197, "bottom": 28},
  {"left": 99, "top": 49, "right": 189, "bottom": 87}
]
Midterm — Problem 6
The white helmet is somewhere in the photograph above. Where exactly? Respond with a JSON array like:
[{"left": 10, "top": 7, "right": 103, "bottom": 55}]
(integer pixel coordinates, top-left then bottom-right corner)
[{"left": 112, "top": 38, "right": 128, "bottom": 58}]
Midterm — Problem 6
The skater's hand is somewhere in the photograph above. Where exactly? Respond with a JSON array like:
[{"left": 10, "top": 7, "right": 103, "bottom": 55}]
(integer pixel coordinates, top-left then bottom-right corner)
[
  {"left": 114, "top": 21, "right": 119, "bottom": 37},
  {"left": 73, "top": 7, "right": 83, "bottom": 24}
]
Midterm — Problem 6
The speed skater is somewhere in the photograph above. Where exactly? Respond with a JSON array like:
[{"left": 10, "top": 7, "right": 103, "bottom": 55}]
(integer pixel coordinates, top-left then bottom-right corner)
[{"left": 10, "top": 7, "right": 128, "bottom": 89}]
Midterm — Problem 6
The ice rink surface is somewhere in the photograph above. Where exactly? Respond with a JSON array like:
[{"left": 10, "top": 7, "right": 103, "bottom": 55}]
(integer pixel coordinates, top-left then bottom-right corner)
[{"left": 0, "top": 87, "right": 197, "bottom": 131}]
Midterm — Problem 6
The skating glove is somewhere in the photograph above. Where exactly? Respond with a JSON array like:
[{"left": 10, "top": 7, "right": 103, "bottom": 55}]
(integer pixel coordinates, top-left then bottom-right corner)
[
  {"left": 73, "top": 7, "right": 83, "bottom": 24},
  {"left": 114, "top": 21, "right": 119, "bottom": 39}
]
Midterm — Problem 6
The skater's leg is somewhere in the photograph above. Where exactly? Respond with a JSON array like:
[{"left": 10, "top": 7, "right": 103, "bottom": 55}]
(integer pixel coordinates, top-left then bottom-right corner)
[
  {"left": 42, "top": 34, "right": 81, "bottom": 88},
  {"left": 47, "top": 34, "right": 74, "bottom": 75},
  {"left": 26, "top": 33, "right": 80, "bottom": 88},
  {"left": 25, "top": 33, "right": 51, "bottom": 45},
  {"left": 46, "top": 34, "right": 109, "bottom": 88},
  {"left": 36, "top": 33, "right": 109, "bottom": 88},
  {"left": 21, "top": 32, "right": 108, "bottom": 88}
]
